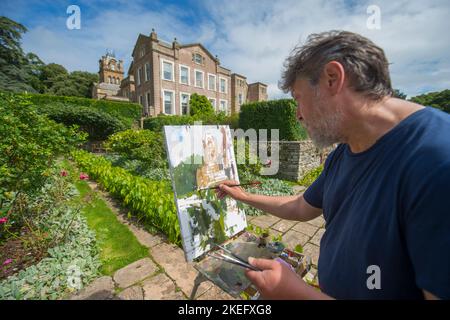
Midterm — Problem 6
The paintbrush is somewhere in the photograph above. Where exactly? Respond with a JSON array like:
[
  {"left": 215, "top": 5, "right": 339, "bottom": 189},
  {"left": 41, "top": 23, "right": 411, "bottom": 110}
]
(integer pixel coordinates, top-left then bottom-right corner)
[{"left": 198, "top": 180, "right": 261, "bottom": 191}]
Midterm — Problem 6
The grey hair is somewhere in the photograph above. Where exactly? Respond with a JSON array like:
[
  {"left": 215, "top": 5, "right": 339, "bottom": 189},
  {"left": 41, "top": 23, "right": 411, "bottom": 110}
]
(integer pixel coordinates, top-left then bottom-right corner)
[{"left": 279, "top": 30, "right": 393, "bottom": 100}]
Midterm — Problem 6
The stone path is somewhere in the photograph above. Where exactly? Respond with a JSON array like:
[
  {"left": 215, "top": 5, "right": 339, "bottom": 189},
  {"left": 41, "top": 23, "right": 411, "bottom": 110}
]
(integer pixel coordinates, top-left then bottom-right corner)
[{"left": 70, "top": 183, "right": 324, "bottom": 300}]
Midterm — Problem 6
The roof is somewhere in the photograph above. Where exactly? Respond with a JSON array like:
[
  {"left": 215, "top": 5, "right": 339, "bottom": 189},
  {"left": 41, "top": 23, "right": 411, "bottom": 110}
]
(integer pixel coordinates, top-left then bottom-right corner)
[{"left": 180, "top": 43, "right": 219, "bottom": 62}]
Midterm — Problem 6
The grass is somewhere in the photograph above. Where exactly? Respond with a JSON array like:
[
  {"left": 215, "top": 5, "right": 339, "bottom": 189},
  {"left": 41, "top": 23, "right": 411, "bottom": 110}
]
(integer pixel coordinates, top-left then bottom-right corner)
[{"left": 62, "top": 159, "right": 149, "bottom": 275}]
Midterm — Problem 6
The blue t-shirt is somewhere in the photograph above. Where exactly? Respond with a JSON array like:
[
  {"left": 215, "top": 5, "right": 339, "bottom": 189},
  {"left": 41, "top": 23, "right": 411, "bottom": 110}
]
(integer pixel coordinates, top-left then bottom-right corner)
[{"left": 304, "top": 107, "right": 450, "bottom": 299}]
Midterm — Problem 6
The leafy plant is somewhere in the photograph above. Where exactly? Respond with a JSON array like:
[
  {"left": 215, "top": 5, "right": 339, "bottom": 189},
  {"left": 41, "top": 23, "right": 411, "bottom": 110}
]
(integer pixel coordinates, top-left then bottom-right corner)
[
  {"left": 189, "top": 93, "right": 214, "bottom": 117},
  {"left": 0, "top": 92, "right": 86, "bottom": 217},
  {"left": 104, "top": 129, "right": 167, "bottom": 168},
  {"left": 239, "top": 99, "right": 308, "bottom": 141},
  {"left": 298, "top": 164, "right": 324, "bottom": 187},
  {"left": 71, "top": 150, "right": 181, "bottom": 244}
]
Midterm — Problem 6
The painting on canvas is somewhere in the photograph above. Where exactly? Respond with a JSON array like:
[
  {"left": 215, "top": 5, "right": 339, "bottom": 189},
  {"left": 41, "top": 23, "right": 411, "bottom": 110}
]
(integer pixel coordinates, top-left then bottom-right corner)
[{"left": 163, "top": 125, "right": 247, "bottom": 261}]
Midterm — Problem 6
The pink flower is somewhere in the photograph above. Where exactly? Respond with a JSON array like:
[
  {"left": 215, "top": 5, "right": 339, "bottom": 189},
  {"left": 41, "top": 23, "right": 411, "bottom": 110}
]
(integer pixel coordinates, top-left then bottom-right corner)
[
  {"left": 79, "top": 173, "right": 89, "bottom": 180},
  {"left": 60, "top": 170, "right": 68, "bottom": 177},
  {"left": 2, "top": 259, "right": 12, "bottom": 266},
  {"left": 0, "top": 217, "right": 7, "bottom": 224}
]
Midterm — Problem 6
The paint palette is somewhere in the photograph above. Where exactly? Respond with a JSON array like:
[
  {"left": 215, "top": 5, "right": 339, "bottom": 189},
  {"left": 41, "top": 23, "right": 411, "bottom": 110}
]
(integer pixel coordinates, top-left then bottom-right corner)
[{"left": 194, "top": 231, "right": 312, "bottom": 299}]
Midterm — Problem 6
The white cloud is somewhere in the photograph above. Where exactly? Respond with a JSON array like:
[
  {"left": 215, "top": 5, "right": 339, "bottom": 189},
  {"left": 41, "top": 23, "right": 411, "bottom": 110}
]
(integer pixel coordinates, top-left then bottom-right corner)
[{"left": 19, "top": 0, "right": 450, "bottom": 98}]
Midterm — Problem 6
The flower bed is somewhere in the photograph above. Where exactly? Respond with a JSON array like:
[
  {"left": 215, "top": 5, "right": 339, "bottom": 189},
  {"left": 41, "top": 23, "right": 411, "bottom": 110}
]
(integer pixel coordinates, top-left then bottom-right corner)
[{"left": 71, "top": 150, "right": 181, "bottom": 244}]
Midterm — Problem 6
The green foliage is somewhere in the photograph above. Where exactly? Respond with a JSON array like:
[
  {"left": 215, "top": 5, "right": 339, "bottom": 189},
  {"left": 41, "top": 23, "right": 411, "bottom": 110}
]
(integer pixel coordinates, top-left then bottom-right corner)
[
  {"left": 298, "top": 164, "right": 324, "bottom": 187},
  {"left": 0, "top": 92, "right": 86, "bottom": 198},
  {"left": 239, "top": 99, "right": 307, "bottom": 141},
  {"left": 410, "top": 89, "right": 450, "bottom": 113},
  {"left": 103, "top": 154, "right": 170, "bottom": 181},
  {"left": 104, "top": 129, "right": 166, "bottom": 168},
  {"left": 189, "top": 93, "right": 214, "bottom": 116},
  {"left": 234, "top": 138, "right": 262, "bottom": 177},
  {"left": 393, "top": 89, "right": 407, "bottom": 100},
  {"left": 0, "top": 168, "right": 101, "bottom": 300},
  {"left": 40, "top": 103, "right": 126, "bottom": 141},
  {"left": 240, "top": 175, "right": 295, "bottom": 216},
  {"left": 44, "top": 70, "right": 99, "bottom": 98},
  {"left": 172, "top": 154, "right": 203, "bottom": 197},
  {"left": 25, "top": 93, "right": 142, "bottom": 127},
  {"left": 143, "top": 112, "right": 233, "bottom": 132},
  {"left": 0, "top": 17, "right": 44, "bottom": 93},
  {"left": 71, "top": 150, "right": 181, "bottom": 244}
]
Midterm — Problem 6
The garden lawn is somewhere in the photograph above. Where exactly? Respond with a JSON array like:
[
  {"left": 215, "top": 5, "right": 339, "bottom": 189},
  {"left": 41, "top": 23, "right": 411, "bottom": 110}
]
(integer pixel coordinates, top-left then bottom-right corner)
[{"left": 73, "top": 176, "right": 149, "bottom": 275}]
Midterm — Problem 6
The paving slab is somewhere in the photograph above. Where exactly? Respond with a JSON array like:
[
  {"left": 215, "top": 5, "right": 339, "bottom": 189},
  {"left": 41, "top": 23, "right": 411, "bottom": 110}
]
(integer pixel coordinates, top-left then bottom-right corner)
[
  {"left": 282, "top": 229, "right": 310, "bottom": 249},
  {"left": 142, "top": 273, "right": 185, "bottom": 300},
  {"left": 292, "top": 222, "right": 319, "bottom": 237},
  {"left": 117, "top": 285, "right": 144, "bottom": 300},
  {"left": 271, "top": 219, "right": 297, "bottom": 233},
  {"left": 150, "top": 242, "right": 213, "bottom": 298},
  {"left": 70, "top": 276, "right": 114, "bottom": 300},
  {"left": 250, "top": 214, "right": 281, "bottom": 229},
  {"left": 113, "top": 257, "right": 158, "bottom": 289}
]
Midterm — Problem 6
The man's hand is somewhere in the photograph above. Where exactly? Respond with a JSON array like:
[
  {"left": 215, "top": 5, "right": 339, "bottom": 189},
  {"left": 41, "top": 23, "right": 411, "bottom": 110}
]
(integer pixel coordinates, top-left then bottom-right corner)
[
  {"left": 245, "top": 257, "right": 333, "bottom": 300},
  {"left": 216, "top": 180, "right": 249, "bottom": 202}
]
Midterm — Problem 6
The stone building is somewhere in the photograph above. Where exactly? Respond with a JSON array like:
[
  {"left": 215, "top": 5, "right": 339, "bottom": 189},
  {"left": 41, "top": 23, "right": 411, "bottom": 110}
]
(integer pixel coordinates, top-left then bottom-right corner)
[
  {"left": 119, "top": 29, "right": 268, "bottom": 116},
  {"left": 92, "top": 52, "right": 130, "bottom": 102}
]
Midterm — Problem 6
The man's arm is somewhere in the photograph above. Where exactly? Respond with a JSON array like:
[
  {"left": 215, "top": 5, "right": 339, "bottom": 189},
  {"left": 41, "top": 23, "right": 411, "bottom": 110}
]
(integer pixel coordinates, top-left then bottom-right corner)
[{"left": 217, "top": 180, "right": 322, "bottom": 222}]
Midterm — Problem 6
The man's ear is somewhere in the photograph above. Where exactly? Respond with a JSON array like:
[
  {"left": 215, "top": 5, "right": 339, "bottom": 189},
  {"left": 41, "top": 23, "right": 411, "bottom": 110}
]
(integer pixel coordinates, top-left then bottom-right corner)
[{"left": 322, "top": 61, "right": 345, "bottom": 95}]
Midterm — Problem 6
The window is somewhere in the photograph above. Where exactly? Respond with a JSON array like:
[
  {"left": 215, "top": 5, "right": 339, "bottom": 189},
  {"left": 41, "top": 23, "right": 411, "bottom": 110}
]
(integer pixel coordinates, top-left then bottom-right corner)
[
  {"left": 111, "top": 64, "right": 115, "bottom": 71},
  {"left": 163, "top": 90, "right": 174, "bottom": 114},
  {"left": 194, "top": 53, "right": 202, "bottom": 64},
  {"left": 195, "top": 70, "right": 204, "bottom": 88},
  {"left": 146, "top": 92, "right": 151, "bottom": 115},
  {"left": 208, "top": 98, "right": 216, "bottom": 110},
  {"left": 137, "top": 67, "right": 142, "bottom": 86},
  {"left": 238, "top": 93, "right": 243, "bottom": 104},
  {"left": 139, "top": 95, "right": 144, "bottom": 106},
  {"left": 219, "top": 77, "right": 227, "bottom": 93},
  {"left": 161, "top": 60, "right": 174, "bottom": 81},
  {"left": 219, "top": 99, "right": 228, "bottom": 114},
  {"left": 179, "top": 65, "right": 190, "bottom": 85},
  {"left": 208, "top": 74, "right": 216, "bottom": 91},
  {"left": 108, "top": 76, "right": 112, "bottom": 84},
  {"left": 180, "top": 93, "right": 190, "bottom": 115},
  {"left": 140, "top": 47, "right": 145, "bottom": 57},
  {"left": 145, "top": 63, "right": 151, "bottom": 82}
]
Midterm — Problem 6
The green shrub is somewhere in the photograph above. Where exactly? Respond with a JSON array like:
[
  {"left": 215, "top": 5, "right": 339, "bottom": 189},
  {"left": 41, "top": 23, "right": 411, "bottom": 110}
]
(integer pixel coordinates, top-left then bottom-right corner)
[
  {"left": 239, "top": 99, "right": 307, "bottom": 141},
  {"left": 143, "top": 112, "right": 236, "bottom": 132},
  {"left": 40, "top": 103, "right": 126, "bottom": 140},
  {"left": 104, "top": 129, "right": 167, "bottom": 168},
  {"left": 0, "top": 168, "right": 101, "bottom": 299},
  {"left": 71, "top": 150, "right": 180, "bottom": 244},
  {"left": 0, "top": 92, "right": 86, "bottom": 200},
  {"left": 23, "top": 93, "right": 142, "bottom": 127},
  {"left": 189, "top": 93, "right": 214, "bottom": 116},
  {"left": 298, "top": 164, "right": 324, "bottom": 187}
]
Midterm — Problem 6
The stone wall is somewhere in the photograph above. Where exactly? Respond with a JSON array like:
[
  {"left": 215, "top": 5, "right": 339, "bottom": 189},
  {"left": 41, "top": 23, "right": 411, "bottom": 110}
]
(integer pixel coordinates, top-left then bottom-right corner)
[{"left": 275, "top": 140, "right": 332, "bottom": 181}]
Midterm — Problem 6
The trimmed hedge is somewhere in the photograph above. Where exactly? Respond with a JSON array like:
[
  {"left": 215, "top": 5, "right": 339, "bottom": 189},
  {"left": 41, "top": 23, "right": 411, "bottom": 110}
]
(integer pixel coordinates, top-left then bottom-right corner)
[
  {"left": 71, "top": 150, "right": 181, "bottom": 244},
  {"left": 23, "top": 93, "right": 142, "bottom": 127},
  {"left": 41, "top": 103, "right": 126, "bottom": 140},
  {"left": 143, "top": 112, "right": 239, "bottom": 132},
  {"left": 238, "top": 99, "right": 307, "bottom": 141}
]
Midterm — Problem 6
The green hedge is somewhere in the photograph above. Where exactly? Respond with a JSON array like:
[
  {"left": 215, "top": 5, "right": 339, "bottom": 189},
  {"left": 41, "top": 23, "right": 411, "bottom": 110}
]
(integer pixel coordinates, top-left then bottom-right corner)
[
  {"left": 41, "top": 103, "right": 126, "bottom": 140},
  {"left": 143, "top": 112, "right": 239, "bottom": 131},
  {"left": 71, "top": 150, "right": 181, "bottom": 244},
  {"left": 238, "top": 99, "right": 307, "bottom": 141},
  {"left": 23, "top": 93, "right": 142, "bottom": 127}
]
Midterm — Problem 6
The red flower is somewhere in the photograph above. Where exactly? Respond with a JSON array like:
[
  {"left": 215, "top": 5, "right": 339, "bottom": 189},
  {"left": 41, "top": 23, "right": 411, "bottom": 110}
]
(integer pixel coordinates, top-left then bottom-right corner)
[
  {"left": 79, "top": 173, "right": 89, "bottom": 180},
  {"left": 0, "top": 217, "right": 7, "bottom": 224},
  {"left": 60, "top": 170, "right": 68, "bottom": 177}
]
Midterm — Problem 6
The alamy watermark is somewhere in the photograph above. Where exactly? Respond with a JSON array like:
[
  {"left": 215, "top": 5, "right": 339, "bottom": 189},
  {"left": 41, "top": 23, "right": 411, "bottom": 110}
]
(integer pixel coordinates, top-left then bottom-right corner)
[
  {"left": 66, "top": 5, "right": 81, "bottom": 30},
  {"left": 366, "top": 5, "right": 381, "bottom": 30}
]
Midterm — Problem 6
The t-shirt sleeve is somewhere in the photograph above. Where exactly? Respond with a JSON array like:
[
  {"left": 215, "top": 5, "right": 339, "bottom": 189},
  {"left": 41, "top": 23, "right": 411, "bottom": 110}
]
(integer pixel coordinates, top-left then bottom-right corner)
[
  {"left": 303, "top": 147, "right": 338, "bottom": 209},
  {"left": 402, "top": 162, "right": 450, "bottom": 299}
]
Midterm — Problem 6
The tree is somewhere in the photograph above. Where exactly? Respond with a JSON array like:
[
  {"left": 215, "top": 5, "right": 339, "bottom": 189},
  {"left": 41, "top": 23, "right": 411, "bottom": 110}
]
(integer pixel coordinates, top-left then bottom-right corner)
[
  {"left": 0, "top": 16, "right": 43, "bottom": 93},
  {"left": 189, "top": 93, "right": 214, "bottom": 116},
  {"left": 39, "top": 63, "right": 68, "bottom": 91},
  {"left": 393, "top": 89, "right": 407, "bottom": 100},
  {"left": 409, "top": 89, "right": 450, "bottom": 113}
]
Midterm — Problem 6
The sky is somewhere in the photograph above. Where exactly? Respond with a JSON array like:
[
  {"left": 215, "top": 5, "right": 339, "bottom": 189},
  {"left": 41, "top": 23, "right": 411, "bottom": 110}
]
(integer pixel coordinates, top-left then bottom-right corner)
[{"left": 1, "top": 0, "right": 449, "bottom": 99}]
